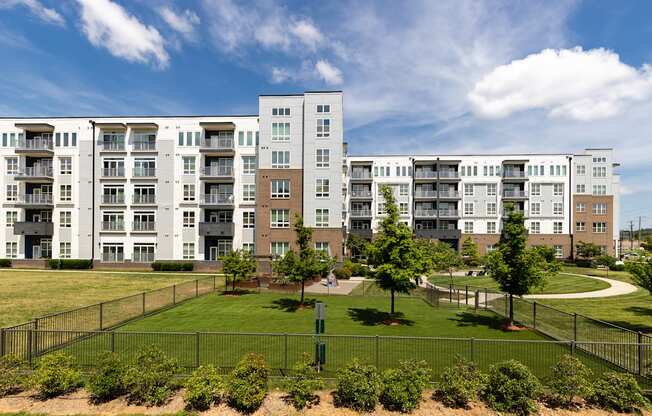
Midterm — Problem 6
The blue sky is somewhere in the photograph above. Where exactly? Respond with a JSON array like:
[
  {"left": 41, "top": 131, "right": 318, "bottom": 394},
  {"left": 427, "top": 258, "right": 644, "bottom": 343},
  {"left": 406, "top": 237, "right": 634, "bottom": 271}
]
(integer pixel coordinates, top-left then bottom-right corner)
[{"left": 1, "top": 0, "right": 651, "bottom": 229}]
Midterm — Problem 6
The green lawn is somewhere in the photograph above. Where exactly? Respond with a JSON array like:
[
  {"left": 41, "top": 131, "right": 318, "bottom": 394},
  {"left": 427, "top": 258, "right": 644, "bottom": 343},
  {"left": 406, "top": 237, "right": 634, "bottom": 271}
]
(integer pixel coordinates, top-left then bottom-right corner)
[
  {"left": 428, "top": 273, "right": 610, "bottom": 294},
  {"left": 0, "top": 269, "right": 225, "bottom": 327},
  {"left": 561, "top": 265, "right": 634, "bottom": 283}
]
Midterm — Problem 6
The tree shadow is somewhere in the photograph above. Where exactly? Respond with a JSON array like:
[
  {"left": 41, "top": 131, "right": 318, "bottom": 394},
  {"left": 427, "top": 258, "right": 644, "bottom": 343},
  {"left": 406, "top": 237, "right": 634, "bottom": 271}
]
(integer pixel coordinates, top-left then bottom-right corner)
[
  {"left": 449, "top": 311, "right": 506, "bottom": 330},
  {"left": 218, "top": 289, "right": 256, "bottom": 296},
  {"left": 266, "top": 297, "right": 317, "bottom": 312},
  {"left": 347, "top": 308, "right": 415, "bottom": 326}
]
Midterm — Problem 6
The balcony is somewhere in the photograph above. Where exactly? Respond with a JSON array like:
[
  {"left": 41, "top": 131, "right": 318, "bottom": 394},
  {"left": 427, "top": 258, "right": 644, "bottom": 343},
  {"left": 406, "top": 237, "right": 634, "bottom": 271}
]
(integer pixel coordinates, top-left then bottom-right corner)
[
  {"left": 101, "top": 221, "right": 125, "bottom": 232},
  {"left": 414, "top": 209, "right": 437, "bottom": 218},
  {"left": 132, "top": 194, "right": 156, "bottom": 205},
  {"left": 102, "top": 252, "right": 124, "bottom": 262},
  {"left": 13, "top": 221, "right": 53, "bottom": 236},
  {"left": 438, "top": 190, "right": 460, "bottom": 199},
  {"left": 502, "top": 170, "right": 527, "bottom": 181},
  {"left": 438, "top": 209, "right": 460, "bottom": 218},
  {"left": 132, "top": 221, "right": 156, "bottom": 232},
  {"left": 15, "top": 166, "right": 54, "bottom": 181},
  {"left": 438, "top": 170, "right": 459, "bottom": 180},
  {"left": 502, "top": 190, "right": 528, "bottom": 199},
  {"left": 414, "top": 190, "right": 437, "bottom": 199},
  {"left": 199, "top": 193, "right": 234, "bottom": 207},
  {"left": 349, "top": 228, "right": 372, "bottom": 239},
  {"left": 200, "top": 137, "right": 235, "bottom": 155},
  {"left": 101, "top": 194, "right": 125, "bottom": 205},
  {"left": 16, "top": 193, "right": 53, "bottom": 207},
  {"left": 350, "top": 171, "right": 373, "bottom": 181},
  {"left": 414, "top": 170, "right": 437, "bottom": 180},
  {"left": 349, "top": 209, "right": 372, "bottom": 218},
  {"left": 132, "top": 142, "right": 156, "bottom": 152},
  {"left": 502, "top": 209, "right": 527, "bottom": 218},
  {"left": 350, "top": 189, "right": 372, "bottom": 199},
  {"left": 200, "top": 166, "right": 234, "bottom": 180},
  {"left": 133, "top": 167, "right": 156, "bottom": 178},
  {"left": 102, "top": 167, "right": 125, "bottom": 178},
  {"left": 16, "top": 138, "right": 53, "bottom": 156},
  {"left": 415, "top": 228, "right": 461, "bottom": 240},
  {"left": 199, "top": 222, "right": 235, "bottom": 237},
  {"left": 133, "top": 252, "right": 155, "bottom": 263},
  {"left": 101, "top": 141, "right": 126, "bottom": 152}
]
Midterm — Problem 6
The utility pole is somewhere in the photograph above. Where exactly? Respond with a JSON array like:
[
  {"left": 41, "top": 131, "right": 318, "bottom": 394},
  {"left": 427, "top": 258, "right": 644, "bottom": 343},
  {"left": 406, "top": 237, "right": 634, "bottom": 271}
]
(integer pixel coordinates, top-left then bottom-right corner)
[
  {"left": 629, "top": 220, "right": 635, "bottom": 250},
  {"left": 638, "top": 216, "right": 642, "bottom": 245}
]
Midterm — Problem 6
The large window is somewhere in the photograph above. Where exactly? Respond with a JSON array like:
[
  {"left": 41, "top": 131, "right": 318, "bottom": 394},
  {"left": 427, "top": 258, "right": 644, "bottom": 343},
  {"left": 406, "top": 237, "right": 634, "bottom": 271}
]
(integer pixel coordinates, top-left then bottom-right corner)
[
  {"left": 553, "top": 202, "right": 564, "bottom": 215},
  {"left": 576, "top": 221, "right": 586, "bottom": 232},
  {"left": 316, "top": 119, "right": 330, "bottom": 138},
  {"left": 553, "top": 222, "right": 563, "bottom": 234},
  {"left": 593, "top": 185, "right": 607, "bottom": 195},
  {"left": 102, "top": 212, "right": 124, "bottom": 231},
  {"left": 134, "top": 158, "right": 155, "bottom": 177},
  {"left": 183, "top": 184, "right": 195, "bottom": 201},
  {"left": 59, "top": 242, "right": 71, "bottom": 259},
  {"left": 243, "top": 212, "right": 255, "bottom": 229},
  {"left": 271, "top": 151, "right": 290, "bottom": 168},
  {"left": 464, "top": 184, "right": 474, "bottom": 196},
  {"left": 5, "top": 242, "right": 17, "bottom": 259},
  {"left": 60, "top": 157, "right": 72, "bottom": 175},
  {"left": 576, "top": 203, "right": 586, "bottom": 212},
  {"left": 530, "top": 221, "right": 541, "bottom": 234},
  {"left": 183, "top": 211, "right": 195, "bottom": 228},
  {"left": 316, "top": 149, "right": 330, "bottom": 168},
  {"left": 242, "top": 184, "right": 255, "bottom": 201},
  {"left": 592, "top": 222, "right": 607, "bottom": 233},
  {"left": 102, "top": 243, "right": 124, "bottom": 262},
  {"left": 316, "top": 178, "right": 330, "bottom": 198},
  {"left": 464, "top": 221, "right": 473, "bottom": 233},
  {"left": 272, "top": 107, "right": 290, "bottom": 116},
  {"left": 315, "top": 242, "right": 330, "bottom": 254},
  {"left": 183, "top": 242, "right": 195, "bottom": 260},
  {"left": 134, "top": 185, "right": 155, "bottom": 204},
  {"left": 133, "top": 244, "right": 155, "bottom": 263},
  {"left": 487, "top": 183, "right": 497, "bottom": 196},
  {"left": 317, "top": 104, "right": 330, "bottom": 113},
  {"left": 6, "top": 211, "right": 17, "bottom": 227},
  {"left": 59, "top": 211, "right": 71, "bottom": 228},
  {"left": 271, "top": 179, "right": 290, "bottom": 198},
  {"left": 576, "top": 184, "right": 586, "bottom": 193},
  {"left": 576, "top": 164, "right": 586, "bottom": 175},
  {"left": 6, "top": 185, "right": 17, "bottom": 201},
  {"left": 530, "top": 202, "right": 541, "bottom": 216},
  {"left": 315, "top": 209, "right": 329, "bottom": 227},
  {"left": 242, "top": 156, "right": 256, "bottom": 174},
  {"left": 183, "top": 156, "right": 196, "bottom": 174},
  {"left": 486, "top": 202, "right": 497, "bottom": 216},
  {"left": 553, "top": 183, "right": 564, "bottom": 196},
  {"left": 6, "top": 157, "right": 18, "bottom": 174},
  {"left": 593, "top": 166, "right": 607, "bottom": 177},
  {"left": 592, "top": 203, "right": 607, "bottom": 214},
  {"left": 271, "top": 122, "right": 290, "bottom": 141},
  {"left": 464, "top": 202, "right": 474, "bottom": 216},
  {"left": 60, "top": 185, "right": 72, "bottom": 202},
  {"left": 530, "top": 183, "right": 541, "bottom": 196},
  {"left": 487, "top": 221, "right": 497, "bottom": 234},
  {"left": 271, "top": 242, "right": 290, "bottom": 256},
  {"left": 271, "top": 209, "right": 290, "bottom": 228}
]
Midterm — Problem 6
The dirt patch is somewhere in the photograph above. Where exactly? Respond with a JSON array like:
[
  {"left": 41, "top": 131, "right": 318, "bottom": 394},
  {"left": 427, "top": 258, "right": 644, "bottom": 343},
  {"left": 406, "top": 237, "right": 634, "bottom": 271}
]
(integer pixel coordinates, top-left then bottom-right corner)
[{"left": 0, "top": 389, "right": 648, "bottom": 415}]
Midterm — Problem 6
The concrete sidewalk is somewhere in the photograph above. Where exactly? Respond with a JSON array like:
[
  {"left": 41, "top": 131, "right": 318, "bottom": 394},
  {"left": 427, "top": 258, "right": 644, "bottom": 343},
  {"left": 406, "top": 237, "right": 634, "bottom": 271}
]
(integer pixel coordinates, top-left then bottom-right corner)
[{"left": 524, "top": 272, "right": 638, "bottom": 299}]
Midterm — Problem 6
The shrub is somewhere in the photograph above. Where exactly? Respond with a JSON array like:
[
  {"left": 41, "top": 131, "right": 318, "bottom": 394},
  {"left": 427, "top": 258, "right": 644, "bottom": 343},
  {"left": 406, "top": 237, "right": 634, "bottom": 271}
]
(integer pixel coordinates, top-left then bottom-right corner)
[
  {"left": 123, "top": 346, "right": 179, "bottom": 406},
  {"left": 332, "top": 267, "right": 352, "bottom": 280},
  {"left": 334, "top": 358, "right": 382, "bottom": 412},
  {"left": 595, "top": 255, "right": 617, "bottom": 269},
  {"left": 344, "top": 259, "right": 371, "bottom": 277},
  {"left": 545, "top": 354, "right": 592, "bottom": 407},
  {"left": 483, "top": 360, "right": 541, "bottom": 415},
  {"left": 86, "top": 352, "right": 127, "bottom": 403},
  {"left": 183, "top": 365, "right": 224, "bottom": 411},
  {"left": 151, "top": 261, "right": 194, "bottom": 272},
  {"left": 435, "top": 357, "right": 486, "bottom": 408},
  {"left": 284, "top": 354, "right": 324, "bottom": 410},
  {"left": 574, "top": 258, "right": 594, "bottom": 268},
  {"left": 226, "top": 353, "right": 269, "bottom": 413},
  {"left": 589, "top": 372, "right": 648, "bottom": 413},
  {"left": 48, "top": 259, "right": 93, "bottom": 269},
  {"left": 611, "top": 263, "right": 625, "bottom": 271},
  {"left": 0, "top": 258, "right": 11, "bottom": 268},
  {"left": 0, "top": 355, "right": 28, "bottom": 397},
  {"left": 30, "top": 353, "right": 82, "bottom": 399},
  {"left": 380, "top": 359, "right": 431, "bottom": 413}
]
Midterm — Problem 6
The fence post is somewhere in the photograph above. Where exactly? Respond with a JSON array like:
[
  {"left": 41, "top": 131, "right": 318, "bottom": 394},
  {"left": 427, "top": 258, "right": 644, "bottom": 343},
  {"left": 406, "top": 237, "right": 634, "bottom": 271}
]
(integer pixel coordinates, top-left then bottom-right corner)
[
  {"left": 573, "top": 313, "right": 577, "bottom": 342},
  {"left": 195, "top": 279, "right": 199, "bottom": 297},
  {"left": 571, "top": 340, "right": 576, "bottom": 355},
  {"left": 213, "top": 276, "right": 216, "bottom": 292},
  {"left": 27, "top": 329, "right": 32, "bottom": 365},
  {"left": 173, "top": 285, "right": 176, "bottom": 304},
  {"left": 375, "top": 336, "right": 380, "bottom": 369},
  {"left": 465, "top": 286, "right": 468, "bottom": 305},
  {"left": 638, "top": 332, "right": 643, "bottom": 376},
  {"left": 99, "top": 302, "right": 104, "bottom": 331},
  {"left": 33, "top": 319, "right": 39, "bottom": 357},
  {"left": 142, "top": 292, "right": 146, "bottom": 316},
  {"left": 533, "top": 302, "right": 537, "bottom": 330},
  {"left": 484, "top": 288, "right": 488, "bottom": 310},
  {"left": 504, "top": 295, "right": 508, "bottom": 318},
  {"left": 111, "top": 331, "right": 115, "bottom": 353},
  {"left": 0, "top": 328, "right": 4, "bottom": 357},
  {"left": 470, "top": 337, "right": 475, "bottom": 362},
  {"left": 284, "top": 333, "right": 288, "bottom": 371},
  {"left": 449, "top": 285, "right": 452, "bottom": 303},
  {"left": 195, "top": 332, "right": 200, "bottom": 368}
]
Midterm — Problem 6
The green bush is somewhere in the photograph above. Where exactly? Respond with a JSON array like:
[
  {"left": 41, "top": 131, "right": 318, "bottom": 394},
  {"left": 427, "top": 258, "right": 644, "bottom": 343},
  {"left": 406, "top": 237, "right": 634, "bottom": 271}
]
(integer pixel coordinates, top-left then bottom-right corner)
[
  {"left": 545, "top": 354, "right": 592, "bottom": 407},
  {"left": 595, "top": 255, "right": 617, "bottom": 269},
  {"left": 151, "top": 261, "right": 194, "bottom": 272},
  {"left": 30, "top": 353, "right": 82, "bottom": 399},
  {"left": 123, "top": 346, "right": 179, "bottom": 406},
  {"left": 0, "top": 258, "right": 11, "bottom": 268},
  {"left": 344, "top": 259, "right": 371, "bottom": 277},
  {"left": 183, "top": 365, "right": 224, "bottom": 411},
  {"left": 380, "top": 359, "right": 431, "bottom": 413},
  {"left": 332, "top": 267, "right": 352, "bottom": 280},
  {"left": 284, "top": 354, "right": 324, "bottom": 410},
  {"left": 0, "top": 355, "right": 28, "bottom": 397},
  {"left": 611, "top": 263, "right": 625, "bottom": 271},
  {"left": 574, "top": 258, "right": 594, "bottom": 268},
  {"left": 226, "top": 353, "right": 269, "bottom": 413},
  {"left": 435, "top": 357, "right": 486, "bottom": 408},
  {"left": 86, "top": 352, "right": 127, "bottom": 403},
  {"left": 589, "top": 372, "right": 648, "bottom": 413},
  {"left": 48, "top": 259, "right": 93, "bottom": 269},
  {"left": 483, "top": 360, "right": 541, "bottom": 415},
  {"left": 334, "top": 358, "right": 382, "bottom": 412}
]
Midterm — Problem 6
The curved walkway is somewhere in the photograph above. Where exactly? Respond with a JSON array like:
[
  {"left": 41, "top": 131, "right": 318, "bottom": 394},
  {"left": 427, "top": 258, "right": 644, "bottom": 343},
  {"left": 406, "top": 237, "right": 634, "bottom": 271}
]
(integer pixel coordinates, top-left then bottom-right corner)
[{"left": 523, "top": 272, "right": 638, "bottom": 299}]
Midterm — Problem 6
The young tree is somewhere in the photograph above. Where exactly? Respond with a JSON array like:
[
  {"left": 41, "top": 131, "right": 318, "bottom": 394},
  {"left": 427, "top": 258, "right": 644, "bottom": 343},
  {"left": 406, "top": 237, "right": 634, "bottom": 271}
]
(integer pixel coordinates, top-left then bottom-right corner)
[
  {"left": 625, "top": 259, "right": 652, "bottom": 293},
  {"left": 221, "top": 249, "right": 257, "bottom": 292},
  {"left": 367, "top": 185, "right": 423, "bottom": 315},
  {"left": 428, "top": 240, "right": 464, "bottom": 283},
  {"left": 346, "top": 234, "right": 369, "bottom": 260},
  {"left": 575, "top": 241, "right": 603, "bottom": 259},
  {"left": 484, "top": 209, "right": 559, "bottom": 326},
  {"left": 461, "top": 237, "right": 480, "bottom": 266}
]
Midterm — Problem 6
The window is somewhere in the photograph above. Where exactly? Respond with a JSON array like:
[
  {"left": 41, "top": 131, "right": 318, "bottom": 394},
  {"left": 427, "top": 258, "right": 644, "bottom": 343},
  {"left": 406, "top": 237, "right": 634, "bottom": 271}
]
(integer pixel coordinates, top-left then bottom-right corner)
[
  {"left": 133, "top": 244, "right": 155, "bottom": 262},
  {"left": 272, "top": 107, "right": 290, "bottom": 116},
  {"left": 315, "top": 209, "right": 329, "bottom": 227},
  {"left": 553, "top": 202, "right": 564, "bottom": 215},
  {"left": 178, "top": 132, "right": 184, "bottom": 146},
  {"left": 59, "top": 242, "right": 71, "bottom": 259},
  {"left": 530, "top": 202, "right": 541, "bottom": 216},
  {"left": 592, "top": 203, "right": 607, "bottom": 214},
  {"left": 183, "top": 243, "right": 195, "bottom": 260},
  {"left": 6, "top": 242, "right": 17, "bottom": 258},
  {"left": 271, "top": 122, "right": 290, "bottom": 141},
  {"left": 487, "top": 183, "right": 497, "bottom": 196},
  {"left": 6, "top": 211, "right": 17, "bottom": 226},
  {"left": 271, "top": 179, "right": 290, "bottom": 198},
  {"left": 315, "top": 242, "right": 330, "bottom": 254},
  {"left": 399, "top": 184, "right": 409, "bottom": 196},
  {"left": 593, "top": 156, "right": 607, "bottom": 163},
  {"left": 242, "top": 184, "right": 256, "bottom": 201},
  {"left": 243, "top": 212, "right": 255, "bottom": 229},
  {"left": 183, "top": 156, "right": 196, "bottom": 174},
  {"left": 271, "top": 151, "right": 290, "bottom": 168},
  {"left": 464, "top": 202, "right": 474, "bottom": 215},
  {"left": 593, "top": 185, "right": 607, "bottom": 195},
  {"left": 242, "top": 243, "right": 255, "bottom": 253},
  {"left": 399, "top": 203, "right": 409, "bottom": 215},
  {"left": 576, "top": 221, "right": 586, "bottom": 232},
  {"left": 487, "top": 221, "right": 496, "bottom": 234},
  {"left": 317, "top": 119, "right": 330, "bottom": 138},
  {"left": 554, "top": 245, "right": 563, "bottom": 258},
  {"left": 317, "top": 104, "right": 330, "bottom": 113},
  {"left": 316, "top": 149, "right": 330, "bottom": 168},
  {"left": 576, "top": 184, "right": 586, "bottom": 193},
  {"left": 486, "top": 202, "right": 497, "bottom": 216},
  {"left": 576, "top": 164, "right": 586, "bottom": 175},
  {"left": 483, "top": 166, "right": 488, "bottom": 176},
  {"left": 464, "top": 221, "right": 474, "bottom": 233},
  {"left": 377, "top": 203, "right": 386, "bottom": 215},
  {"left": 183, "top": 184, "right": 195, "bottom": 201},
  {"left": 553, "top": 222, "right": 563, "bottom": 234},
  {"left": 60, "top": 157, "right": 72, "bottom": 175},
  {"left": 576, "top": 203, "right": 586, "bottom": 212},
  {"left": 530, "top": 221, "right": 540, "bottom": 234},
  {"left": 183, "top": 211, "right": 195, "bottom": 228},
  {"left": 271, "top": 242, "right": 290, "bottom": 256},
  {"left": 133, "top": 158, "right": 155, "bottom": 177},
  {"left": 593, "top": 222, "right": 607, "bottom": 233},
  {"left": 242, "top": 156, "right": 256, "bottom": 174},
  {"left": 60, "top": 185, "right": 72, "bottom": 202},
  {"left": 530, "top": 183, "right": 541, "bottom": 196},
  {"left": 464, "top": 184, "right": 474, "bottom": 196},
  {"left": 486, "top": 244, "right": 497, "bottom": 253},
  {"left": 102, "top": 212, "right": 124, "bottom": 230},
  {"left": 271, "top": 209, "right": 290, "bottom": 228},
  {"left": 6, "top": 157, "right": 18, "bottom": 174},
  {"left": 553, "top": 183, "right": 564, "bottom": 196},
  {"left": 6, "top": 184, "right": 17, "bottom": 201},
  {"left": 593, "top": 166, "right": 607, "bottom": 177},
  {"left": 316, "top": 178, "right": 330, "bottom": 198},
  {"left": 59, "top": 211, "right": 71, "bottom": 228}
]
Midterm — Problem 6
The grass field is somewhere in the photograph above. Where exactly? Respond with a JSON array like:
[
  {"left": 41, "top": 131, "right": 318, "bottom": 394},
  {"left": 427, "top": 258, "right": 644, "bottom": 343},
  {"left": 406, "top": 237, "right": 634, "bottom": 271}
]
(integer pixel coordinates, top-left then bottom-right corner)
[
  {"left": 561, "top": 265, "right": 634, "bottom": 283},
  {"left": 0, "top": 270, "right": 225, "bottom": 327},
  {"left": 428, "top": 272, "right": 610, "bottom": 294}
]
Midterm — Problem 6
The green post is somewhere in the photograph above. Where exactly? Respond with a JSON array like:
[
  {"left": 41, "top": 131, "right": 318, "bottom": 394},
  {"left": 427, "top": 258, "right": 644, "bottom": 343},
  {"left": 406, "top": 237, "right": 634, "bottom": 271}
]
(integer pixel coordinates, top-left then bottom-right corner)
[
  {"left": 465, "top": 285, "right": 468, "bottom": 305},
  {"left": 638, "top": 332, "right": 643, "bottom": 376},
  {"left": 573, "top": 313, "right": 577, "bottom": 342},
  {"left": 27, "top": 329, "right": 32, "bottom": 365},
  {"left": 284, "top": 333, "right": 288, "bottom": 371},
  {"left": 195, "top": 332, "right": 200, "bottom": 368},
  {"left": 142, "top": 292, "right": 146, "bottom": 315},
  {"left": 196, "top": 279, "right": 199, "bottom": 297},
  {"left": 111, "top": 331, "right": 115, "bottom": 353},
  {"left": 173, "top": 285, "right": 176, "bottom": 304},
  {"left": 533, "top": 302, "right": 537, "bottom": 330},
  {"left": 0, "top": 328, "right": 4, "bottom": 357},
  {"left": 470, "top": 337, "right": 475, "bottom": 362},
  {"left": 375, "top": 335, "right": 379, "bottom": 369},
  {"left": 99, "top": 302, "right": 104, "bottom": 330}
]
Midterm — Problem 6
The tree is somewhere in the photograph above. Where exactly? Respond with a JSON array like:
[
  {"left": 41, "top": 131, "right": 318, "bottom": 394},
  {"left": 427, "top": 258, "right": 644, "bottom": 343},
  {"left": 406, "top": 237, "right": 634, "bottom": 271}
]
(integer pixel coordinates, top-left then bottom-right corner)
[
  {"left": 415, "top": 239, "right": 463, "bottom": 283},
  {"left": 367, "top": 185, "right": 423, "bottom": 315},
  {"left": 221, "top": 249, "right": 257, "bottom": 292},
  {"left": 346, "top": 234, "right": 369, "bottom": 260},
  {"left": 461, "top": 237, "right": 480, "bottom": 266},
  {"left": 625, "top": 259, "right": 652, "bottom": 293},
  {"left": 575, "top": 241, "right": 602, "bottom": 259},
  {"left": 484, "top": 209, "right": 559, "bottom": 326}
]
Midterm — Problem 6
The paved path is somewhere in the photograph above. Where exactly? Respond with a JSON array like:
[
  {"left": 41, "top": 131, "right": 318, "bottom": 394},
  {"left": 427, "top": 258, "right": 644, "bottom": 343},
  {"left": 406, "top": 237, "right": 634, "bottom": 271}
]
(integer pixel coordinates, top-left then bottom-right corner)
[
  {"left": 304, "top": 279, "right": 362, "bottom": 295},
  {"left": 523, "top": 272, "right": 638, "bottom": 299}
]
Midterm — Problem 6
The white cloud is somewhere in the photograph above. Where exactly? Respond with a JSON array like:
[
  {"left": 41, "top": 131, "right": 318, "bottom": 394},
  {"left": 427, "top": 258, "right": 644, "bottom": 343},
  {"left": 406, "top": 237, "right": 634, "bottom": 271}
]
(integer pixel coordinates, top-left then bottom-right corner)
[
  {"left": 159, "top": 7, "right": 200, "bottom": 42},
  {"left": 270, "top": 67, "right": 291, "bottom": 84},
  {"left": 0, "top": 0, "right": 65, "bottom": 26},
  {"left": 315, "top": 60, "right": 343, "bottom": 85},
  {"left": 77, "top": 0, "right": 169, "bottom": 69},
  {"left": 468, "top": 47, "right": 652, "bottom": 121},
  {"left": 290, "top": 20, "right": 323, "bottom": 50}
]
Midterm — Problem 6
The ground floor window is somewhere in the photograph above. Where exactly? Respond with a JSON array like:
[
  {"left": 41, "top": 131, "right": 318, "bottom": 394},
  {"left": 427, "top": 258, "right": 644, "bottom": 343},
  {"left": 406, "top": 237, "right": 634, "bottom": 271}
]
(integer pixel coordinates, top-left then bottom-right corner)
[
  {"left": 59, "top": 242, "right": 71, "bottom": 258},
  {"left": 271, "top": 241, "right": 289, "bottom": 257},
  {"left": 133, "top": 243, "right": 155, "bottom": 263},
  {"left": 5, "top": 242, "right": 17, "bottom": 258},
  {"left": 208, "top": 240, "right": 231, "bottom": 260},
  {"left": 242, "top": 242, "right": 255, "bottom": 253},
  {"left": 102, "top": 243, "right": 124, "bottom": 262},
  {"left": 183, "top": 242, "right": 195, "bottom": 260},
  {"left": 554, "top": 245, "right": 563, "bottom": 258},
  {"left": 315, "top": 241, "right": 330, "bottom": 255}
]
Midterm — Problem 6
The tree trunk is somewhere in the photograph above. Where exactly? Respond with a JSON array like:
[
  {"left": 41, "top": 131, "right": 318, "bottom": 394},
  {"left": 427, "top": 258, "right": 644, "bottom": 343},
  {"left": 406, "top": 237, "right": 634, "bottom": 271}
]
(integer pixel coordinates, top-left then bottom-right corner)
[
  {"left": 233, "top": 275, "right": 236, "bottom": 293},
  {"left": 509, "top": 293, "right": 514, "bottom": 326},
  {"left": 390, "top": 289, "right": 395, "bottom": 315},
  {"left": 300, "top": 280, "right": 305, "bottom": 305}
]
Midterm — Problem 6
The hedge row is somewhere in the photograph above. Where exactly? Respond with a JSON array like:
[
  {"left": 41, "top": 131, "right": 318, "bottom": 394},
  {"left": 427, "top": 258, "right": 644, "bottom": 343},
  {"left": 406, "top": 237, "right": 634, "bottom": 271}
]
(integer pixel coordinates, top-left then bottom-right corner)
[
  {"left": 48, "top": 259, "right": 93, "bottom": 270},
  {"left": 150, "top": 261, "right": 194, "bottom": 272}
]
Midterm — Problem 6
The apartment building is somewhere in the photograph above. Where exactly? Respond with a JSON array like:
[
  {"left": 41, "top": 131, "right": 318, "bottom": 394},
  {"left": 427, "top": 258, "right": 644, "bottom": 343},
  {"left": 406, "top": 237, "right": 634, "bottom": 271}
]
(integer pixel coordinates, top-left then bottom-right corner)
[
  {"left": 0, "top": 90, "right": 619, "bottom": 266},
  {"left": 344, "top": 149, "right": 620, "bottom": 259}
]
